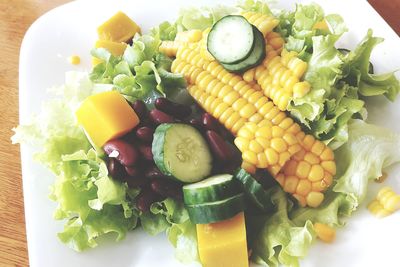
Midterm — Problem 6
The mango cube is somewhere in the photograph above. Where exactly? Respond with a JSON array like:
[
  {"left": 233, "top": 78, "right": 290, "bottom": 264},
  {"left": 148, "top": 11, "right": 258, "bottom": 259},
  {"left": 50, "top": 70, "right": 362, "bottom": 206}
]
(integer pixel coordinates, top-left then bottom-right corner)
[
  {"left": 92, "top": 40, "right": 127, "bottom": 66},
  {"left": 196, "top": 212, "right": 249, "bottom": 267},
  {"left": 97, "top": 11, "right": 141, "bottom": 43},
  {"left": 76, "top": 91, "right": 139, "bottom": 147}
]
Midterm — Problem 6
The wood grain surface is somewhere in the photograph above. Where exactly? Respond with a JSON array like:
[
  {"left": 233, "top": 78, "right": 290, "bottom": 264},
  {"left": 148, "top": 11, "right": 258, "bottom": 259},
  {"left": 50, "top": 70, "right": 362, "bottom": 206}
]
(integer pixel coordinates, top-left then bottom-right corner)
[{"left": 0, "top": 0, "right": 398, "bottom": 266}]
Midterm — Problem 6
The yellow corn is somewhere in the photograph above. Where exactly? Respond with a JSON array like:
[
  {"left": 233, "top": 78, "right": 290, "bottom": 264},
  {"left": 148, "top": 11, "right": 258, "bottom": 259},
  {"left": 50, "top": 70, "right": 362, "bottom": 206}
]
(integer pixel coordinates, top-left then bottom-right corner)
[
  {"left": 172, "top": 35, "right": 336, "bottom": 208},
  {"left": 159, "top": 41, "right": 181, "bottom": 57},
  {"left": 368, "top": 186, "right": 400, "bottom": 218},
  {"left": 241, "top": 12, "right": 280, "bottom": 37},
  {"left": 175, "top": 29, "right": 203, "bottom": 43},
  {"left": 313, "top": 223, "right": 336, "bottom": 243}
]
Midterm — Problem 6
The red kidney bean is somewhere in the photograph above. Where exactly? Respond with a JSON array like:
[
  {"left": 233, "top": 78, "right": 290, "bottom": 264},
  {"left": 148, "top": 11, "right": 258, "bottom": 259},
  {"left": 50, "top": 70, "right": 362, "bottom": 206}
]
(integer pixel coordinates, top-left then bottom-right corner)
[
  {"left": 149, "top": 109, "right": 174, "bottom": 125},
  {"left": 155, "top": 98, "right": 191, "bottom": 119},
  {"left": 150, "top": 179, "right": 183, "bottom": 200},
  {"left": 136, "top": 189, "right": 161, "bottom": 212},
  {"left": 202, "top": 113, "right": 220, "bottom": 132},
  {"left": 139, "top": 145, "right": 153, "bottom": 161},
  {"left": 145, "top": 165, "right": 167, "bottom": 179},
  {"left": 103, "top": 139, "right": 138, "bottom": 167},
  {"left": 124, "top": 165, "right": 141, "bottom": 177},
  {"left": 205, "top": 130, "right": 234, "bottom": 162},
  {"left": 131, "top": 100, "right": 147, "bottom": 119},
  {"left": 135, "top": 126, "right": 154, "bottom": 143},
  {"left": 107, "top": 158, "right": 127, "bottom": 180}
]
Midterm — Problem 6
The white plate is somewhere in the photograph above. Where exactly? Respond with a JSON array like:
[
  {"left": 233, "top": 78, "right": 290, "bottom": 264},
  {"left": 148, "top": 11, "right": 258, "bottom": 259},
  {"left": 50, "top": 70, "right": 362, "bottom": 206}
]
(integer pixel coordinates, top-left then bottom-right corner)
[{"left": 19, "top": 0, "right": 400, "bottom": 266}]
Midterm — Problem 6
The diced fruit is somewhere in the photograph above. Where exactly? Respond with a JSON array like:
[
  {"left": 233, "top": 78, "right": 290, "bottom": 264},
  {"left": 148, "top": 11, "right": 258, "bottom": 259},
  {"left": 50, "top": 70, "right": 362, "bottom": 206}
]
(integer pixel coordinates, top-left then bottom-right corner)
[
  {"left": 234, "top": 168, "right": 274, "bottom": 212},
  {"left": 183, "top": 174, "right": 240, "bottom": 205},
  {"left": 196, "top": 212, "right": 249, "bottom": 267},
  {"left": 152, "top": 123, "right": 212, "bottom": 183},
  {"left": 76, "top": 91, "right": 139, "bottom": 147},
  {"left": 97, "top": 11, "right": 141, "bottom": 42},
  {"left": 92, "top": 40, "right": 127, "bottom": 66},
  {"left": 186, "top": 193, "right": 245, "bottom": 224}
]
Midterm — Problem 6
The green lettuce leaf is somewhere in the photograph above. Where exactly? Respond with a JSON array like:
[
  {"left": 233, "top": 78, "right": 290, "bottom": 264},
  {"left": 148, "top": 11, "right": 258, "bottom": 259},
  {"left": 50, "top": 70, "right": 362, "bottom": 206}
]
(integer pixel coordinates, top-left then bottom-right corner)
[
  {"left": 140, "top": 198, "right": 199, "bottom": 264},
  {"left": 12, "top": 72, "right": 138, "bottom": 251},
  {"left": 237, "top": 0, "right": 272, "bottom": 15},
  {"left": 250, "top": 188, "right": 315, "bottom": 267}
]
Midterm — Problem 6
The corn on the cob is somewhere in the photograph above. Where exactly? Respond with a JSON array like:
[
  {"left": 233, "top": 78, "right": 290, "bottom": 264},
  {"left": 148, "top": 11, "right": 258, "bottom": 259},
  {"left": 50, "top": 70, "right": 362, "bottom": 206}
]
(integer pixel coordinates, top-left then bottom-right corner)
[
  {"left": 313, "top": 223, "right": 336, "bottom": 243},
  {"left": 172, "top": 33, "right": 335, "bottom": 208},
  {"left": 159, "top": 30, "right": 203, "bottom": 57},
  {"left": 241, "top": 12, "right": 280, "bottom": 38},
  {"left": 368, "top": 186, "right": 400, "bottom": 218},
  {"left": 235, "top": 122, "right": 301, "bottom": 175}
]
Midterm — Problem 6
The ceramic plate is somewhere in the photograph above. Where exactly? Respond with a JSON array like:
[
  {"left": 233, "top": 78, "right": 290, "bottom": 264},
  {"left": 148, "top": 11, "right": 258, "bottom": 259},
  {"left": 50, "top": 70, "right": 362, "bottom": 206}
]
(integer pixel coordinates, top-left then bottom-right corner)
[{"left": 19, "top": 0, "right": 400, "bottom": 266}]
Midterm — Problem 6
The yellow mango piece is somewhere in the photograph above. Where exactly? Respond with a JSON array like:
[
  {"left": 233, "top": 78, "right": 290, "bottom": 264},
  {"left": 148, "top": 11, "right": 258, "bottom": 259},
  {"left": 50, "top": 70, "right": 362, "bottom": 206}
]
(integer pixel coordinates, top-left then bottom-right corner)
[
  {"left": 92, "top": 40, "right": 127, "bottom": 66},
  {"left": 97, "top": 11, "right": 141, "bottom": 43},
  {"left": 76, "top": 91, "right": 139, "bottom": 147},
  {"left": 196, "top": 212, "right": 249, "bottom": 267}
]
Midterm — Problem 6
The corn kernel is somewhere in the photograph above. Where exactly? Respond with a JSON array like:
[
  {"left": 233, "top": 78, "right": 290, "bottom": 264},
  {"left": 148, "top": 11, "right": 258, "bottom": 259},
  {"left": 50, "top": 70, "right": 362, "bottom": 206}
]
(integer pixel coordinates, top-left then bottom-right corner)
[
  {"left": 213, "top": 102, "right": 229, "bottom": 118},
  {"left": 243, "top": 150, "right": 258, "bottom": 165},
  {"left": 249, "top": 140, "right": 264, "bottom": 154},
  {"left": 256, "top": 152, "right": 269, "bottom": 168},
  {"left": 306, "top": 192, "right": 324, "bottom": 207},
  {"left": 271, "top": 138, "right": 288, "bottom": 153},
  {"left": 296, "top": 161, "right": 311, "bottom": 179},
  {"left": 283, "top": 160, "right": 298, "bottom": 176},
  {"left": 384, "top": 195, "right": 400, "bottom": 212},
  {"left": 234, "top": 137, "right": 249, "bottom": 152},
  {"left": 279, "top": 152, "right": 291, "bottom": 167},
  {"left": 219, "top": 107, "right": 235, "bottom": 124},
  {"left": 314, "top": 223, "right": 335, "bottom": 243},
  {"left": 377, "top": 187, "right": 393, "bottom": 200},
  {"left": 293, "top": 194, "right": 307, "bottom": 207},
  {"left": 311, "top": 141, "right": 325, "bottom": 156},
  {"left": 304, "top": 152, "right": 320, "bottom": 165},
  {"left": 254, "top": 97, "right": 269, "bottom": 109},
  {"left": 224, "top": 112, "right": 241, "bottom": 130},
  {"left": 283, "top": 176, "right": 299, "bottom": 193},
  {"left": 309, "top": 165, "right": 324, "bottom": 182},
  {"left": 302, "top": 135, "right": 315, "bottom": 151},
  {"left": 272, "top": 126, "right": 284, "bottom": 138},
  {"left": 231, "top": 119, "right": 246, "bottom": 134},
  {"left": 232, "top": 98, "right": 248, "bottom": 111},
  {"left": 288, "top": 144, "right": 302, "bottom": 155},
  {"left": 279, "top": 118, "right": 294, "bottom": 130},
  {"left": 321, "top": 161, "right": 336, "bottom": 175},
  {"left": 275, "top": 173, "right": 285, "bottom": 186},
  {"left": 264, "top": 108, "right": 281, "bottom": 121},
  {"left": 248, "top": 91, "right": 264, "bottom": 104},
  {"left": 296, "top": 179, "right": 312, "bottom": 196},
  {"left": 248, "top": 113, "right": 263, "bottom": 124},
  {"left": 265, "top": 148, "right": 279, "bottom": 165},
  {"left": 259, "top": 102, "right": 275, "bottom": 116}
]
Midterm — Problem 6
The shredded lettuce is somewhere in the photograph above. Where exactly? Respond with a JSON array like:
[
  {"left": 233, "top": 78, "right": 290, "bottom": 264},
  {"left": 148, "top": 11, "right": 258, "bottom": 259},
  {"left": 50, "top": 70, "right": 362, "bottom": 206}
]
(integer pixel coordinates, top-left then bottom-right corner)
[{"left": 12, "top": 72, "right": 138, "bottom": 251}]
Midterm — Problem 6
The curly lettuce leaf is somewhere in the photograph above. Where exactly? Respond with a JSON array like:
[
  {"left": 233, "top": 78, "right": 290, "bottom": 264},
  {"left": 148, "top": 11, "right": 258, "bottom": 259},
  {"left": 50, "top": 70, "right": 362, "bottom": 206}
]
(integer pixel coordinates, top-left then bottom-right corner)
[
  {"left": 343, "top": 29, "right": 400, "bottom": 101},
  {"left": 12, "top": 72, "right": 138, "bottom": 251},
  {"left": 237, "top": 0, "right": 272, "bottom": 15},
  {"left": 140, "top": 198, "right": 199, "bottom": 264},
  {"left": 250, "top": 188, "right": 315, "bottom": 267}
]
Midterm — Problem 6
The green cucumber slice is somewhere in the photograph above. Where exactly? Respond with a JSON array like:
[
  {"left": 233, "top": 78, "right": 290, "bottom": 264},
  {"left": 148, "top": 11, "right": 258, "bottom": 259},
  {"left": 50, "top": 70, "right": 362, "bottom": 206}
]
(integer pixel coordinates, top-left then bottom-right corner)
[
  {"left": 221, "top": 26, "right": 266, "bottom": 73},
  {"left": 152, "top": 123, "right": 212, "bottom": 183},
  {"left": 234, "top": 168, "right": 274, "bottom": 212},
  {"left": 186, "top": 193, "right": 245, "bottom": 224},
  {"left": 207, "top": 15, "right": 255, "bottom": 64},
  {"left": 183, "top": 174, "right": 240, "bottom": 205}
]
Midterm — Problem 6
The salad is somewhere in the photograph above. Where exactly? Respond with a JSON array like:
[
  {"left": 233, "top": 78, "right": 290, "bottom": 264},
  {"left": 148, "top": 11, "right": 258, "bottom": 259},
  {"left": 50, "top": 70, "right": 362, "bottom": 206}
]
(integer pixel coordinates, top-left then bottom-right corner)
[{"left": 12, "top": 1, "right": 400, "bottom": 266}]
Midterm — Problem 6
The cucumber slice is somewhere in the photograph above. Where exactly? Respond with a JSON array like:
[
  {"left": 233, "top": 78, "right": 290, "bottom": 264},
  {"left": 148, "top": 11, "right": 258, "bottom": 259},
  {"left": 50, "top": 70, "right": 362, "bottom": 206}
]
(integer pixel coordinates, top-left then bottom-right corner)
[
  {"left": 186, "top": 193, "right": 245, "bottom": 224},
  {"left": 207, "top": 15, "right": 255, "bottom": 64},
  {"left": 234, "top": 168, "right": 274, "bottom": 212},
  {"left": 152, "top": 123, "right": 212, "bottom": 183},
  {"left": 221, "top": 26, "right": 266, "bottom": 73},
  {"left": 183, "top": 174, "right": 240, "bottom": 205}
]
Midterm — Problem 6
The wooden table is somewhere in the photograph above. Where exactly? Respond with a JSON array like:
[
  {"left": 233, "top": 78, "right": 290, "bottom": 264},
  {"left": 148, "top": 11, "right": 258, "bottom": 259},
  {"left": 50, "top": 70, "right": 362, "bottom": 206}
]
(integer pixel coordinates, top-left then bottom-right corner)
[{"left": 0, "top": 0, "right": 398, "bottom": 266}]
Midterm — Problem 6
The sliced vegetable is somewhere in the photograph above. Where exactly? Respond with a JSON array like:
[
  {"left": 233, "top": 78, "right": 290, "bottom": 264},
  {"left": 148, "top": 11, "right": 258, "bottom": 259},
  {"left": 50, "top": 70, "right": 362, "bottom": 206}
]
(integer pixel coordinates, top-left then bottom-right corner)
[
  {"left": 196, "top": 212, "right": 249, "bottom": 267},
  {"left": 152, "top": 123, "right": 212, "bottom": 183},
  {"left": 207, "top": 15, "right": 255, "bottom": 64},
  {"left": 186, "top": 193, "right": 245, "bottom": 224},
  {"left": 183, "top": 174, "right": 240, "bottom": 205},
  {"left": 234, "top": 168, "right": 274, "bottom": 212},
  {"left": 75, "top": 90, "right": 139, "bottom": 147},
  {"left": 221, "top": 26, "right": 266, "bottom": 73},
  {"left": 92, "top": 40, "right": 127, "bottom": 66}
]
